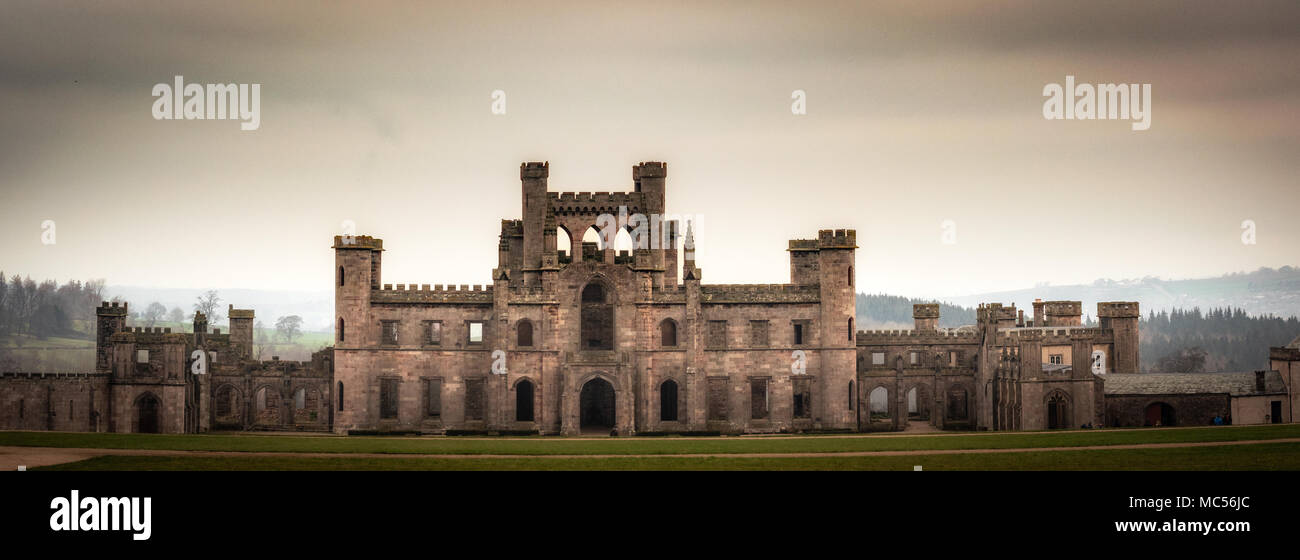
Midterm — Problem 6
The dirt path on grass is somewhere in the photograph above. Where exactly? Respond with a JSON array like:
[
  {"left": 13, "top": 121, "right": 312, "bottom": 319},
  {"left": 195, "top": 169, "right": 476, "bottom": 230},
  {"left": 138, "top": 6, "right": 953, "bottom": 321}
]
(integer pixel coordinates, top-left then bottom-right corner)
[{"left": 5, "top": 437, "right": 1300, "bottom": 469}]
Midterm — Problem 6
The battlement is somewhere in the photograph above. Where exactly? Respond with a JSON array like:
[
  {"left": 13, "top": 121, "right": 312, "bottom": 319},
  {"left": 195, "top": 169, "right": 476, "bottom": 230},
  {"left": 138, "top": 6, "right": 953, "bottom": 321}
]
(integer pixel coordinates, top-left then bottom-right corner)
[
  {"left": 121, "top": 327, "right": 174, "bottom": 334},
  {"left": 228, "top": 305, "right": 254, "bottom": 320},
  {"left": 371, "top": 284, "right": 494, "bottom": 305},
  {"left": 632, "top": 161, "right": 667, "bottom": 179},
  {"left": 913, "top": 303, "right": 940, "bottom": 319},
  {"left": 817, "top": 229, "right": 857, "bottom": 249},
  {"left": 787, "top": 239, "right": 819, "bottom": 252},
  {"left": 109, "top": 329, "right": 188, "bottom": 343},
  {"left": 856, "top": 329, "right": 980, "bottom": 344},
  {"left": 977, "top": 303, "right": 1018, "bottom": 321},
  {"left": 520, "top": 161, "right": 549, "bottom": 179},
  {"left": 1097, "top": 301, "right": 1140, "bottom": 318},
  {"left": 700, "top": 284, "right": 820, "bottom": 304},
  {"left": 548, "top": 191, "right": 646, "bottom": 215},
  {"left": 332, "top": 235, "right": 384, "bottom": 250},
  {"left": 96, "top": 301, "right": 128, "bottom": 316},
  {"left": 500, "top": 219, "right": 523, "bottom": 237},
  {"left": 0, "top": 371, "right": 107, "bottom": 379},
  {"left": 1043, "top": 301, "right": 1082, "bottom": 316}
]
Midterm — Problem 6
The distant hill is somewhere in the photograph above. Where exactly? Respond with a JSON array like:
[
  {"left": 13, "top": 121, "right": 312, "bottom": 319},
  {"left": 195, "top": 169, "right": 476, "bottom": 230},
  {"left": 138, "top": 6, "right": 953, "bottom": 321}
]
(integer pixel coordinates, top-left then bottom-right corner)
[
  {"left": 856, "top": 293, "right": 974, "bottom": 329},
  {"left": 939, "top": 266, "right": 1300, "bottom": 320}
]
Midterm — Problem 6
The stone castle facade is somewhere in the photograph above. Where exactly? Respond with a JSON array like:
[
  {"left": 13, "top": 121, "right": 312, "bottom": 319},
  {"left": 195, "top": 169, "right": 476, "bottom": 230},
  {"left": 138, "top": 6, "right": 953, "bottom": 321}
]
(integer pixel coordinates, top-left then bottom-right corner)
[
  {"left": 1, "top": 160, "right": 1297, "bottom": 435},
  {"left": 333, "top": 162, "right": 858, "bottom": 435},
  {"left": 0, "top": 303, "right": 333, "bottom": 434}
]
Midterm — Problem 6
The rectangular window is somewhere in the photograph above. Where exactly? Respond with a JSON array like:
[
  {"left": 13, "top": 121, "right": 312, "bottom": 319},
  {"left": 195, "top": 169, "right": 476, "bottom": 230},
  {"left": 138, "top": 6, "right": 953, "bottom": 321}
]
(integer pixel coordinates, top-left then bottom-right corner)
[
  {"left": 749, "top": 320, "right": 769, "bottom": 348},
  {"left": 871, "top": 352, "right": 885, "bottom": 365},
  {"left": 424, "top": 378, "right": 441, "bottom": 418},
  {"left": 792, "top": 321, "right": 807, "bottom": 345},
  {"left": 750, "top": 378, "right": 769, "bottom": 420},
  {"left": 1050, "top": 354, "right": 1064, "bottom": 365},
  {"left": 423, "top": 321, "right": 442, "bottom": 346},
  {"left": 707, "top": 321, "right": 727, "bottom": 349},
  {"left": 468, "top": 322, "right": 484, "bottom": 345},
  {"left": 379, "top": 378, "right": 399, "bottom": 419},
  {"left": 464, "top": 378, "right": 485, "bottom": 420},
  {"left": 136, "top": 349, "right": 149, "bottom": 363},
  {"left": 948, "top": 351, "right": 960, "bottom": 367},
  {"left": 381, "top": 320, "right": 399, "bottom": 346},
  {"left": 793, "top": 378, "right": 812, "bottom": 419},
  {"left": 909, "top": 351, "right": 918, "bottom": 365},
  {"left": 707, "top": 377, "right": 728, "bottom": 421}
]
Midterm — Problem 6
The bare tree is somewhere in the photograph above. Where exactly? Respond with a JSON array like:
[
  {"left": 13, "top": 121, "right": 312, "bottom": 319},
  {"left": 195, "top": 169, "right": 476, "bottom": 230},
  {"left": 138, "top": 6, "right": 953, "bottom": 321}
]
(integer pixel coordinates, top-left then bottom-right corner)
[
  {"left": 143, "top": 302, "right": 167, "bottom": 328},
  {"left": 194, "top": 290, "right": 222, "bottom": 324}
]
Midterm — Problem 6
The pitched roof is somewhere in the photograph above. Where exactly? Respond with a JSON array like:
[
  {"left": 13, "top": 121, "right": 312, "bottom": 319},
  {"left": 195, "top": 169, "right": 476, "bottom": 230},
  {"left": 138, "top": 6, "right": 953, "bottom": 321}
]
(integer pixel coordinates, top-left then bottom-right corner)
[
  {"left": 1103, "top": 371, "right": 1286, "bottom": 397},
  {"left": 1287, "top": 334, "right": 1300, "bottom": 350}
]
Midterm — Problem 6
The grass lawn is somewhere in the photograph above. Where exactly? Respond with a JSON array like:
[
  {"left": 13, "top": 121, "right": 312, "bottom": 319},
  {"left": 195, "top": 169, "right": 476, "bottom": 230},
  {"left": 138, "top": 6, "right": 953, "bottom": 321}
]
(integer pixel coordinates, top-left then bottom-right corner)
[
  {"left": 36, "top": 442, "right": 1300, "bottom": 470},
  {"left": 4, "top": 424, "right": 1300, "bottom": 456}
]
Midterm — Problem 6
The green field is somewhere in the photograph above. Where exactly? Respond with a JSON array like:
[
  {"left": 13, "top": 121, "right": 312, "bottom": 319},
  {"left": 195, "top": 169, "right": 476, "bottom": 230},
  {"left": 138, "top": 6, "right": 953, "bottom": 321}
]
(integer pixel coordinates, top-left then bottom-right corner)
[
  {"left": 37, "top": 442, "right": 1300, "bottom": 471},
  {"left": 5, "top": 424, "right": 1300, "bottom": 470}
]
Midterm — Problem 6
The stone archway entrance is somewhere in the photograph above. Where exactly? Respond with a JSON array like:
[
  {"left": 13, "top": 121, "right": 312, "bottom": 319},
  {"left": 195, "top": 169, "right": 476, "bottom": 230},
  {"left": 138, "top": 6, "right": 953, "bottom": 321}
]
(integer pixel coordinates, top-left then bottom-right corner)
[
  {"left": 1046, "top": 392, "right": 1070, "bottom": 429},
  {"left": 1145, "top": 402, "right": 1176, "bottom": 427},
  {"left": 137, "top": 393, "right": 160, "bottom": 433},
  {"left": 580, "top": 378, "right": 615, "bottom": 432}
]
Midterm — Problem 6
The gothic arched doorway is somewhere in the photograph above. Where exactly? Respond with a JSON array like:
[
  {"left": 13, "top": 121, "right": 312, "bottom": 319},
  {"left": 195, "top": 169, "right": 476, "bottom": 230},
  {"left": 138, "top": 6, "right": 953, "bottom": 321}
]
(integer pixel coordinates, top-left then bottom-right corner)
[
  {"left": 1046, "top": 392, "right": 1070, "bottom": 429},
  {"left": 580, "top": 377, "right": 615, "bottom": 432},
  {"left": 1145, "top": 402, "right": 1176, "bottom": 427},
  {"left": 136, "top": 393, "right": 160, "bottom": 433},
  {"left": 580, "top": 282, "right": 614, "bottom": 350}
]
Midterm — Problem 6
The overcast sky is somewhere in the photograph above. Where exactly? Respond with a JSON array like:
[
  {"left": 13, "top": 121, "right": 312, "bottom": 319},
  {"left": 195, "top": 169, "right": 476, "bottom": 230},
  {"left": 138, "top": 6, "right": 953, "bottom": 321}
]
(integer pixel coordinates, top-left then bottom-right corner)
[{"left": 2, "top": 0, "right": 1297, "bottom": 299}]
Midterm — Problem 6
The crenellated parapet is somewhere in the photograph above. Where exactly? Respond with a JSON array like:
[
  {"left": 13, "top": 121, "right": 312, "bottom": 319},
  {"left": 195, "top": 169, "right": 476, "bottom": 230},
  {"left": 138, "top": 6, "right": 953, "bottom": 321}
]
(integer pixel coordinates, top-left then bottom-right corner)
[
  {"left": 0, "top": 371, "right": 106, "bottom": 379},
  {"left": 817, "top": 229, "right": 858, "bottom": 249},
  {"left": 520, "top": 161, "right": 549, "bottom": 179},
  {"left": 332, "top": 235, "right": 384, "bottom": 251},
  {"left": 548, "top": 191, "right": 647, "bottom": 216},
  {"left": 1097, "top": 301, "right": 1140, "bottom": 318},
  {"left": 109, "top": 329, "right": 188, "bottom": 344},
  {"left": 856, "top": 329, "right": 980, "bottom": 346},
  {"left": 370, "top": 284, "right": 494, "bottom": 304},
  {"left": 96, "top": 301, "right": 128, "bottom": 316},
  {"left": 700, "top": 284, "right": 820, "bottom": 304}
]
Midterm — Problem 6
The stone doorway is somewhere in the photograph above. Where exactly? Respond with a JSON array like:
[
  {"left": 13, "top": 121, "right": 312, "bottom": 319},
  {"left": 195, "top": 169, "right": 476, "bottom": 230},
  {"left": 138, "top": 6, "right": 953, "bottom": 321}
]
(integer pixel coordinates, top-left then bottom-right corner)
[
  {"left": 137, "top": 393, "right": 160, "bottom": 433},
  {"left": 1144, "top": 402, "right": 1176, "bottom": 427},
  {"left": 580, "top": 377, "right": 615, "bottom": 433}
]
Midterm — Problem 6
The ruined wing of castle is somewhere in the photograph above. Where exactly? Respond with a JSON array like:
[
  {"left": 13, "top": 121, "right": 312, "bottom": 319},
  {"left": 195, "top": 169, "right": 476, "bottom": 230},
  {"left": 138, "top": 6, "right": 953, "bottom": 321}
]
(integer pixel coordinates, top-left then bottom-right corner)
[{"left": 3, "top": 161, "right": 1299, "bottom": 434}]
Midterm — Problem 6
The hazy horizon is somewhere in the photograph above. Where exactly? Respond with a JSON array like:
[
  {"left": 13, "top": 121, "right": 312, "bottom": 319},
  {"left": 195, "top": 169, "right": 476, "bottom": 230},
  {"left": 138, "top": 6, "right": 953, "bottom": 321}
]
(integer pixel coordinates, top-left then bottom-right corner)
[{"left": 4, "top": 1, "right": 1297, "bottom": 299}]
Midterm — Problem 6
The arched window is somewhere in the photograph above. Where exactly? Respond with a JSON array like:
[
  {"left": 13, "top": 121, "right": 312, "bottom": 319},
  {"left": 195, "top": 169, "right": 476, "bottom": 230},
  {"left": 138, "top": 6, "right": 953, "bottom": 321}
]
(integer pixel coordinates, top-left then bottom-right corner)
[
  {"left": 337, "top": 381, "right": 344, "bottom": 411},
  {"left": 337, "top": 317, "right": 345, "bottom": 343},
  {"left": 338, "top": 265, "right": 345, "bottom": 287},
  {"left": 660, "top": 319, "right": 677, "bottom": 347},
  {"left": 515, "top": 379, "right": 535, "bottom": 422},
  {"left": 557, "top": 227, "right": 573, "bottom": 261},
  {"left": 614, "top": 227, "right": 634, "bottom": 253},
  {"left": 582, "top": 225, "right": 605, "bottom": 255},
  {"left": 869, "top": 387, "right": 889, "bottom": 421},
  {"left": 517, "top": 319, "right": 534, "bottom": 347},
  {"left": 581, "top": 282, "right": 613, "bottom": 350},
  {"left": 848, "top": 317, "right": 854, "bottom": 342},
  {"left": 660, "top": 379, "right": 679, "bottom": 422}
]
